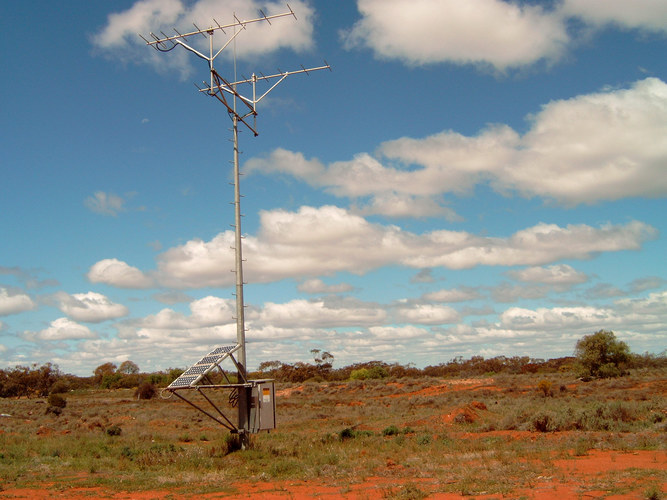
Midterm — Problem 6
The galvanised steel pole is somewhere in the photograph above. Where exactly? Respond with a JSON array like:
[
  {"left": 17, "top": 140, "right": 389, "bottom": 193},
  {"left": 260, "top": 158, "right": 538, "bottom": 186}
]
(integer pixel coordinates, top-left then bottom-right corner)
[{"left": 232, "top": 107, "right": 250, "bottom": 446}]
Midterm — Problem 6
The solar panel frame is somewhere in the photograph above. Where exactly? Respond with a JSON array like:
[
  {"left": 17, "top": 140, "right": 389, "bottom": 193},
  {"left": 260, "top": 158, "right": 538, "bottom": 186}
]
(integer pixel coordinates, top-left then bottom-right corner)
[{"left": 167, "top": 344, "right": 240, "bottom": 389}]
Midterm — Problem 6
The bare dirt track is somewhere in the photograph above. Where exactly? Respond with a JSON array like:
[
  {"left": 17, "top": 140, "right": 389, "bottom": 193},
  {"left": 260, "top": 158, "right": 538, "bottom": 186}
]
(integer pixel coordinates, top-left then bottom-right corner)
[{"left": 1, "top": 375, "right": 665, "bottom": 499}]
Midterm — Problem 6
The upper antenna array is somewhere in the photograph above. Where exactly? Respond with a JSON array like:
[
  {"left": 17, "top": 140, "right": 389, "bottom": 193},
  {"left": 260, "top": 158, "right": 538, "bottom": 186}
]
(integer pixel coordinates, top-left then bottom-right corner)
[
  {"left": 140, "top": 4, "right": 330, "bottom": 136},
  {"left": 141, "top": 4, "right": 328, "bottom": 446}
]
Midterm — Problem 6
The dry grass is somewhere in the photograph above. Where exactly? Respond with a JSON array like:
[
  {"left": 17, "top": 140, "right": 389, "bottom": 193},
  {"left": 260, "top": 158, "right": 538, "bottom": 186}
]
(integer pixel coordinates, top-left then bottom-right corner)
[{"left": 0, "top": 370, "right": 664, "bottom": 497}]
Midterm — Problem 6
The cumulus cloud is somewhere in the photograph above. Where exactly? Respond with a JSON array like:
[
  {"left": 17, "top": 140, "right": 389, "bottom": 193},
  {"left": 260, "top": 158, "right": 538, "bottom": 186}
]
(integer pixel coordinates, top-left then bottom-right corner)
[
  {"left": 22, "top": 317, "right": 97, "bottom": 342},
  {"left": 506, "top": 78, "right": 667, "bottom": 204},
  {"left": 342, "top": 0, "right": 667, "bottom": 71},
  {"left": 258, "top": 298, "right": 387, "bottom": 328},
  {"left": 500, "top": 305, "right": 612, "bottom": 331},
  {"left": 491, "top": 282, "right": 550, "bottom": 303},
  {"left": 628, "top": 276, "right": 666, "bottom": 293},
  {"left": 25, "top": 288, "right": 667, "bottom": 375},
  {"left": 57, "top": 292, "right": 129, "bottom": 323},
  {"left": 89, "top": 205, "right": 656, "bottom": 290},
  {"left": 342, "top": 0, "right": 568, "bottom": 70},
  {"left": 84, "top": 191, "right": 125, "bottom": 216},
  {"left": 561, "top": 0, "right": 667, "bottom": 33},
  {"left": 297, "top": 279, "right": 354, "bottom": 294},
  {"left": 423, "top": 287, "right": 481, "bottom": 303},
  {"left": 139, "top": 296, "right": 235, "bottom": 330},
  {"left": 92, "top": 0, "right": 315, "bottom": 78},
  {"left": 87, "top": 258, "right": 154, "bottom": 289},
  {"left": 0, "top": 288, "right": 35, "bottom": 316},
  {"left": 248, "top": 78, "right": 667, "bottom": 210},
  {"left": 507, "top": 264, "right": 588, "bottom": 285},
  {"left": 394, "top": 303, "right": 459, "bottom": 325}
]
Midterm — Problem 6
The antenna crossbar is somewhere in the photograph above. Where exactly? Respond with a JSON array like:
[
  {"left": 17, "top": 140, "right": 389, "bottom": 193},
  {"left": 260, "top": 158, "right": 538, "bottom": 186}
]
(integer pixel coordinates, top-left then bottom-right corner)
[{"left": 141, "top": 8, "right": 296, "bottom": 48}]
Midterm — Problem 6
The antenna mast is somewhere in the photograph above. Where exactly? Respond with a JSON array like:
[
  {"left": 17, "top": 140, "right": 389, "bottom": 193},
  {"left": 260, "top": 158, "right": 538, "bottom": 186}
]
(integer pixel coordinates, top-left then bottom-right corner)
[{"left": 143, "top": 5, "right": 329, "bottom": 447}]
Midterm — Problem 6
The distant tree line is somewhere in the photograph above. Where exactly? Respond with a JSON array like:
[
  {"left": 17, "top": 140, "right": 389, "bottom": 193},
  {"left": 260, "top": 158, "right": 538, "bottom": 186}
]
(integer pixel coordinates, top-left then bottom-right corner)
[{"left": 1, "top": 330, "right": 664, "bottom": 398}]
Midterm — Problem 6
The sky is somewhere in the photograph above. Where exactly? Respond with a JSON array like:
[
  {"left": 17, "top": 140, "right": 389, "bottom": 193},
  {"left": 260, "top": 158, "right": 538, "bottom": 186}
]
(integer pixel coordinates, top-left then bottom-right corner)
[{"left": 1, "top": 0, "right": 666, "bottom": 377}]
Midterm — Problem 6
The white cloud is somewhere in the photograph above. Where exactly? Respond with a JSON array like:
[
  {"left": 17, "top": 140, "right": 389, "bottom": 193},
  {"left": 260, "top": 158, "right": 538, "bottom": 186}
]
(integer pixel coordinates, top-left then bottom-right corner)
[
  {"left": 423, "top": 287, "right": 481, "bottom": 303},
  {"left": 628, "top": 276, "right": 666, "bottom": 293},
  {"left": 58, "top": 292, "right": 129, "bottom": 323},
  {"left": 21, "top": 288, "right": 667, "bottom": 375},
  {"left": 491, "top": 282, "right": 550, "bottom": 303},
  {"left": 84, "top": 191, "right": 125, "bottom": 216},
  {"left": 354, "top": 192, "right": 458, "bottom": 219},
  {"left": 499, "top": 291, "right": 667, "bottom": 336},
  {"left": 501, "top": 305, "right": 614, "bottom": 331},
  {"left": 249, "top": 78, "right": 667, "bottom": 210},
  {"left": 0, "top": 288, "right": 35, "bottom": 316},
  {"left": 561, "top": 0, "right": 667, "bottom": 33},
  {"left": 615, "top": 290, "right": 667, "bottom": 318},
  {"left": 87, "top": 258, "right": 154, "bottom": 289},
  {"left": 103, "top": 205, "right": 655, "bottom": 289},
  {"left": 139, "top": 296, "right": 235, "bottom": 329},
  {"left": 367, "top": 325, "right": 431, "bottom": 340},
  {"left": 394, "top": 303, "right": 460, "bottom": 325},
  {"left": 92, "top": 0, "right": 315, "bottom": 78},
  {"left": 342, "top": 1, "right": 667, "bottom": 72},
  {"left": 23, "top": 318, "right": 97, "bottom": 342},
  {"left": 343, "top": 0, "right": 568, "bottom": 70},
  {"left": 506, "top": 78, "right": 667, "bottom": 204},
  {"left": 297, "top": 279, "right": 354, "bottom": 294},
  {"left": 507, "top": 264, "right": 588, "bottom": 285},
  {"left": 258, "top": 298, "right": 387, "bottom": 328}
]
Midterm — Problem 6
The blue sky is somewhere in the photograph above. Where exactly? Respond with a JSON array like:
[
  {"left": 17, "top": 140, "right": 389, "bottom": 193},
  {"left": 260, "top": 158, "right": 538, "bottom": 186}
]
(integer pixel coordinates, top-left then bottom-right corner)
[{"left": 1, "top": 0, "right": 666, "bottom": 376}]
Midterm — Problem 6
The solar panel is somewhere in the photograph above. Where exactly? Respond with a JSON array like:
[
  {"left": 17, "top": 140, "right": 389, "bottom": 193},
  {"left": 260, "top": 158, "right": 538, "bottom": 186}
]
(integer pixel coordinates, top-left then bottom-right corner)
[
  {"left": 183, "top": 364, "right": 213, "bottom": 376},
  {"left": 210, "top": 345, "right": 238, "bottom": 355},
  {"left": 167, "top": 344, "right": 240, "bottom": 389},
  {"left": 197, "top": 355, "right": 223, "bottom": 365},
  {"left": 168, "top": 375, "right": 199, "bottom": 388}
]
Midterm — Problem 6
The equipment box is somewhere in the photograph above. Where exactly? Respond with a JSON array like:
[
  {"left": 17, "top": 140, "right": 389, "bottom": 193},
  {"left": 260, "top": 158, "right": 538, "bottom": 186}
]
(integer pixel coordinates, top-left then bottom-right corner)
[{"left": 249, "top": 380, "right": 276, "bottom": 432}]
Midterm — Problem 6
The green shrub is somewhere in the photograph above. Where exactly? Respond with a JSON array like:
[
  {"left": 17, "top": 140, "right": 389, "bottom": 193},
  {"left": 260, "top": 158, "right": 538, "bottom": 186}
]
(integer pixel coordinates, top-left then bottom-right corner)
[
  {"left": 49, "top": 379, "right": 70, "bottom": 394},
  {"left": 645, "top": 485, "right": 663, "bottom": 500},
  {"left": 339, "top": 427, "right": 356, "bottom": 440},
  {"left": 417, "top": 434, "right": 432, "bottom": 445},
  {"left": 106, "top": 425, "right": 122, "bottom": 436},
  {"left": 223, "top": 433, "right": 243, "bottom": 454},
  {"left": 350, "top": 366, "right": 389, "bottom": 380},
  {"left": 537, "top": 379, "right": 553, "bottom": 397},
  {"left": 532, "top": 411, "right": 556, "bottom": 432},
  {"left": 134, "top": 382, "right": 156, "bottom": 400},
  {"left": 575, "top": 330, "right": 630, "bottom": 378},
  {"left": 382, "top": 425, "right": 401, "bottom": 436},
  {"left": 47, "top": 392, "right": 67, "bottom": 408}
]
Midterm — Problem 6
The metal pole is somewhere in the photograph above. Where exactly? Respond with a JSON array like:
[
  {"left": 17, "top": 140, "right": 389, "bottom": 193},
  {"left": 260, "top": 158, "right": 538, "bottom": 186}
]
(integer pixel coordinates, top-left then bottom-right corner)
[
  {"left": 232, "top": 108, "right": 250, "bottom": 448},
  {"left": 232, "top": 115, "right": 246, "bottom": 374},
  {"left": 141, "top": 9, "right": 329, "bottom": 448}
]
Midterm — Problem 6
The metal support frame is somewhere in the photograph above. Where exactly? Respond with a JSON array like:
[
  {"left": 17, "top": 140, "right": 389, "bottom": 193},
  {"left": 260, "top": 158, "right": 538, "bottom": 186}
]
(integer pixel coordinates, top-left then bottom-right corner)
[{"left": 143, "top": 5, "right": 328, "bottom": 446}]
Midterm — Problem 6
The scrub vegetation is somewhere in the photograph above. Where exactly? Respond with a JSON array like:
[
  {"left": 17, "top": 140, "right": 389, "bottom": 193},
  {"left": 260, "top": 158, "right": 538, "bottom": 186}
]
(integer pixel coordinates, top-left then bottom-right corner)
[{"left": 0, "top": 331, "right": 665, "bottom": 498}]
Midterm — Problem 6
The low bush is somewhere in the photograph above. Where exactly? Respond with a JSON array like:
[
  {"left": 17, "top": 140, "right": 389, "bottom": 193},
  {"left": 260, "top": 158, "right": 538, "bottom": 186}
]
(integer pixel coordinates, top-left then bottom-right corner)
[
  {"left": 134, "top": 382, "right": 156, "bottom": 400},
  {"left": 47, "top": 393, "right": 67, "bottom": 409},
  {"left": 106, "top": 425, "right": 122, "bottom": 436},
  {"left": 382, "top": 425, "right": 401, "bottom": 436}
]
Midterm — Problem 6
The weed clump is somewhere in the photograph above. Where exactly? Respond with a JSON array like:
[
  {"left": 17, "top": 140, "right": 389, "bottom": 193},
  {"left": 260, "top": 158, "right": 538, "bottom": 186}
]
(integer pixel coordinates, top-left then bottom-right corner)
[
  {"left": 45, "top": 393, "right": 66, "bottom": 416},
  {"left": 382, "top": 425, "right": 401, "bottom": 436},
  {"left": 106, "top": 425, "right": 122, "bottom": 436},
  {"left": 338, "top": 427, "right": 373, "bottom": 441},
  {"left": 537, "top": 379, "right": 553, "bottom": 397},
  {"left": 134, "top": 382, "right": 156, "bottom": 400}
]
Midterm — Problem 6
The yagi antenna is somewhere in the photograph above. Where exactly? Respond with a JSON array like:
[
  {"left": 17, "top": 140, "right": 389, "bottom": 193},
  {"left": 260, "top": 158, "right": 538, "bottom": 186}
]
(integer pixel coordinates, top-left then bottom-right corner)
[{"left": 140, "top": 6, "right": 329, "bottom": 448}]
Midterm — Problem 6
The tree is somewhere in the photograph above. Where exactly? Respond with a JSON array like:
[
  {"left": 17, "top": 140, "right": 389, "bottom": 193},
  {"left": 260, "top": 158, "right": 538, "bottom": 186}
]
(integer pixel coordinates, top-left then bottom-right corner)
[
  {"left": 118, "top": 360, "right": 140, "bottom": 375},
  {"left": 575, "top": 330, "right": 630, "bottom": 378},
  {"left": 93, "top": 362, "right": 117, "bottom": 384}
]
